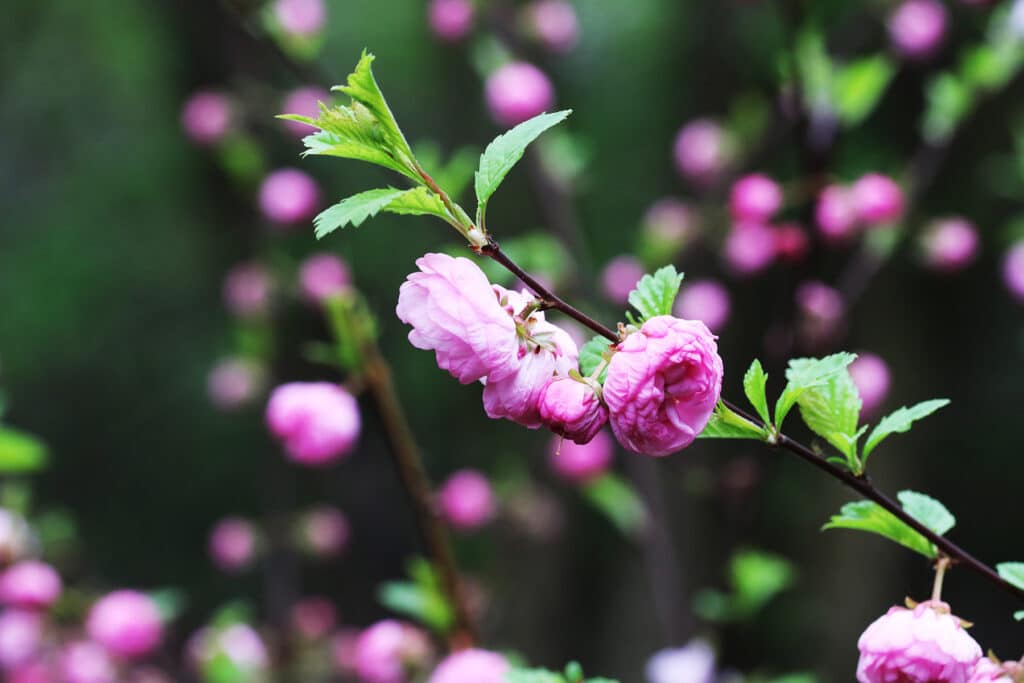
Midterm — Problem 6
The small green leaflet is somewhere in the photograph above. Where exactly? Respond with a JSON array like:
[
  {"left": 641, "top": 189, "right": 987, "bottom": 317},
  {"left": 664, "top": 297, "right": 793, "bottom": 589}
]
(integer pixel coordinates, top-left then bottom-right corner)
[
  {"left": 475, "top": 110, "right": 572, "bottom": 209},
  {"left": 314, "top": 188, "right": 450, "bottom": 238},
  {"left": 863, "top": 399, "right": 950, "bottom": 460},
  {"left": 627, "top": 265, "right": 684, "bottom": 321},
  {"left": 997, "top": 562, "right": 1024, "bottom": 591},
  {"left": 578, "top": 336, "right": 613, "bottom": 382},
  {"left": 897, "top": 490, "right": 955, "bottom": 536},
  {"left": 581, "top": 473, "right": 647, "bottom": 538},
  {"left": 694, "top": 549, "right": 795, "bottom": 622},
  {"left": 743, "top": 359, "right": 771, "bottom": 426},
  {"left": 1015, "top": 611, "right": 1024, "bottom": 622},
  {"left": 377, "top": 557, "right": 453, "bottom": 633},
  {"left": 0, "top": 427, "right": 48, "bottom": 474},
  {"left": 833, "top": 55, "right": 896, "bottom": 127},
  {"left": 332, "top": 51, "right": 416, "bottom": 166},
  {"left": 775, "top": 353, "right": 857, "bottom": 427},
  {"left": 823, "top": 491, "right": 955, "bottom": 559},
  {"left": 795, "top": 368, "right": 862, "bottom": 465},
  {"left": 700, "top": 402, "right": 768, "bottom": 440}
]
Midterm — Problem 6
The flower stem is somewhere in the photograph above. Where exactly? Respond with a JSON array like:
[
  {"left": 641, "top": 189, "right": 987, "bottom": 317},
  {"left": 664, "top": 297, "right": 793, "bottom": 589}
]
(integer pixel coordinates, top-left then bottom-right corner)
[{"left": 932, "top": 555, "right": 951, "bottom": 602}]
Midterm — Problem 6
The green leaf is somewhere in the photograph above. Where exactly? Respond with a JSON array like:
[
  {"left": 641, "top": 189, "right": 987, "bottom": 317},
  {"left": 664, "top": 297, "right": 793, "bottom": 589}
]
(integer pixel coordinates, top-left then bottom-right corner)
[
  {"left": 581, "top": 473, "right": 647, "bottom": 537},
  {"left": 315, "top": 188, "right": 450, "bottom": 238},
  {"left": 379, "top": 186, "right": 451, "bottom": 221},
  {"left": 898, "top": 491, "right": 955, "bottom": 537},
  {"left": 922, "top": 73, "right": 973, "bottom": 143},
  {"left": 332, "top": 51, "right": 416, "bottom": 166},
  {"left": 377, "top": 581, "right": 453, "bottom": 632},
  {"left": 833, "top": 55, "right": 896, "bottom": 127},
  {"left": 506, "top": 669, "right": 566, "bottom": 683},
  {"left": 795, "top": 368, "right": 862, "bottom": 464},
  {"left": 823, "top": 500, "right": 935, "bottom": 559},
  {"left": 774, "top": 353, "right": 857, "bottom": 427},
  {"left": 743, "top": 359, "right": 771, "bottom": 425},
  {"left": 148, "top": 588, "right": 187, "bottom": 621},
  {"left": 1014, "top": 611, "right": 1024, "bottom": 621},
  {"left": 730, "top": 550, "right": 796, "bottom": 617},
  {"left": 627, "top": 265, "right": 685, "bottom": 321},
  {"left": 700, "top": 402, "right": 769, "bottom": 440},
  {"left": 297, "top": 127, "right": 419, "bottom": 180},
  {"left": 578, "top": 336, "right": 613, "bottom": 381},
  {"left": 474, "top": 110, "right": 572, "bottom": 210},
  {"left": 863, "top": 399, "right": 950, "bottom": 460},
  {"left": 0, "top": 427, "right": 48, "bottom": 474},
  {"left": 997, "top": 562, "right": 1024, "bottom": 591}
]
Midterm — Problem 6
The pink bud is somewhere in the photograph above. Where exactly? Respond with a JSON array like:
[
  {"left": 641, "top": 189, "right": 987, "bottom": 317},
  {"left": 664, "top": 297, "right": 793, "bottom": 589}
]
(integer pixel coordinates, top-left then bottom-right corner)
[
  {"left": 299, "top": 506, "right": 351, "bottom": 557},
  {"left": 0, "top": 610, "right": 43, "bottom": 668},
  {"left": 290, "top": 596, "right": 336, "bottom": 640},
  {"left": 181, "top": 91, "right": 233, "bottom": 146},
  {"left": 674, "top": 119, "right": 731, "bottom": 187},
  {"left": 222, "top": 262, "right": 272, "bottom": 318},
  {"left": 849, "top": 353, "right": 891, "bottom": 417},
  {"left": 354, "top": 620, "right": 432, "bottom": 683},
  {"left": 548, "top": 429, "right": 614, "bottom": 483},
  {"left": 527, "top": 0, "right": 580, "bottom": 54},
  {"left": 538, "top": 377, "right": 609, "bottom": 445},
  {"left": 281, "top": 86, "right": 330, "bottom": 137},
  {"left": 265, "top": 382, "right": 361, "bottom": 466},
  {"left": 889, "top": 0, "right": 947, "bottom": 60},
  {"left": 485, "top": 62, "right": 555, "bottom": 127},
  {"left": 61, "top": 641, "right": 115, "bottom": 683},
  {"left": 723, "top": 222, "right": 776, "bottom": 276},
  {"left": 815, "top": 184, "right": 859, "bottom": 242},
  {"left": 674, "top": 279, "right": 731, "bottom": 332},
  {"left": 774, "top": 223, "right": 810, "bottom": 262},
  {"left": 207, "top": 358, "right": 264, "bottom": 411},
  {"left": 0, "top": 561, "right": 62, "bottom": 610},
  {"left": 273, "top": 0, "right": 327, "bottom": 36},
  {"left": 0, "top": 510, "right": 34, "bottom": 565},
  {"left": 600, "top": 255, "right": 645, "bottom": 305},
  {"left": 795, "top": 280, "right": 845, "bottom": 348},
  {"left": 208, "top": 517, "right": 258, "bottom": 573},
  {"left": 1003, "top": 241, "right": 1024, "bottom": 302},
  {"left": 851, "top": 173, "right": 905, "bottom": 226},
  {"left": 428, "top": 0, "right": 474, "bottom": 42},
  {"left": 258, "top": 168, "right": 321, "bottom": 226},
  {"left": 427, "top": 649, "right": 510, "bottom": 683},
  {"left": 729, "top": 174, "right": 783, "bottom": 222},
  {"left": 438, "top": 470, "right": 496, "bottom": 531},
  {"left": 298, "top": 252, "right": 352, "bottom": 304},
  {"left": 920, "top": 218, "right": 978, "bottom": 273},
  {"left": 86, "top": 590, "right": 163, "bottom": 659}
]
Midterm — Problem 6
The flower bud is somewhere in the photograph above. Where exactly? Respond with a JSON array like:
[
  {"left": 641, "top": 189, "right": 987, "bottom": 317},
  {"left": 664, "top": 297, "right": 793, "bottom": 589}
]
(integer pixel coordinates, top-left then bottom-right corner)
[
  {"left": 849, "top": 353, "right": 891, "bottom": 417},
  {"left": 281, "top": 86, "right": 330, "bottom": 137},
  {"left": 208, "top": 517, "right": 258, "bottom": 573},
  {"left": 298, "top": 505, "right": 351, "bottom": 557},
  {"left": 0, "top": 561, "right": 62, "bottom": 610},
  {"left": 290, "top": 596, "right": 336, "bottom": 640},
  {"left": 223, "top": 262, "right": 272, "bottom": 318},
  {"left": 919, "top": 218, "right": 978, "bottom": 273},
  {"left": 207, "top": 358, "right": 265, "bottom": 411},
  {"left": 889, "top": 0, "right": 947, "bottom": 60},
  {"left": 674, "top": 119, "right": 731, "bottom": 187},
  {"left": 428, "top": 0, "right": 474, "bottom": 42},
  {"left": 729, "top": 174, "right": 783, "bottom": 222},
  {"left": 485, "top": 62, "right": 555, "bottom": 127},
  {"left": 258, "top": 168, "right": 321, "bottom": 226},
  {"left": 548, "top": 429, "right": 613, "bottom": 483},
  {"left": 86, "top": 590, "right": 163, "bottom": 659},
  {"left": 0, "top": 610, "right": 43, "bottom": 668},
  {"left": 61, "top": 641, "right": 115, "bottom": 683},
  {"left": 265, "top": 382, "right": 361, "bottom": 466},
  {"left": 298, "top": 252, "right": 352, "bottom": 304},
  {"left": 438, "top": 470, "right": 496, "bottom": 531},
  {"left": 354, "top": 620, "right": 433, "bottom": 683},
  {"left": 774, "top": 223, "right": 810, "bottom": 263},
  {"left": 600, "top": 256, "right": 645, "bottom": 305},
  {"left": 815, "top": 184, "right": 859, "bottom": 242},
  {"left": 181, "top": 91, "right": 233, "bottom": 146},
  {"left": 674, "top": 280, "right": 731, "bottom": 332},
  {"left": 538, "top": 377, "right": 608, "bottom": 445},
  {"left": 645, "top": 638, "right": 716, "bottom": 683},
  {"left": 526, "top": 0, "right": 580, "bottom": 54},
  {"left": 851, "top": 173, "right": 905, "bottom": 226},
  {"left": 1003, "top": 241, "right": 1024, "bottom": 302},
  {"left": 795, "top": 280, "right": 845, "bottom": 348},
  {"left": 723, "top": 222, "right": 776, "bottom": 276},
  {"left": 272, "top": 0, "right": 327, "bottom": 37},
  {"left": 427, "top": 649, "right": 510, "bottom": 683}
]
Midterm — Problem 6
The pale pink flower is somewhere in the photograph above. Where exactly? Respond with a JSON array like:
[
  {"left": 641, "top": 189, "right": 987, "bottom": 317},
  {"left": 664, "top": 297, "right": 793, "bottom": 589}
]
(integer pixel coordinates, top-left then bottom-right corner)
[
  {"left": 438, "top": 470, "right": 496, "bottom": 531},
  {"left": 852, "top": 173, "right": 905, "bottom": 226},
  {"left": 0, "top": 561, "right": 62, "bottom": 610},
  {"left": 816, "top": 184, "right": 859, "bottom": 242},
  {"left": 0, "top": 610, "right": 43, "bottom": 668},
  {"left": 298, "top": 252, "right": 352, "bottom": 304},
  {"left": 674, "top": 280, "right": 731, "bottom": 332},
  {"left": 729, "top": 174, "right": 783, "bottom": 222},
  {"left": 645, "top": 638, "right": 716, "bottom": 683},
  {"left": 258, "top": 168, "right": 321, "bottom": 226},
  {"left": 299, "top": 506, "right": 351, "bottom": 557},
  {"left": 1003, "top": 242, "right": 1024, "bottom": 302},
  {"left": 674, "top": 119, "right": 731, "bottom": 187},
  {"left": 181, "top": 91, "right": 233, "bottom": 146},
  {"left": 273, "top": 0, "right": 326, "bottom": 36},
  {"left": 0, "top": 510, "right": 34, "bottom": 565},
  {"left": 538, "top": 377, "right": 608, "bottom": 444},
  {"left": 889, "top": 0, "right": 947, "bottom": 60},
  {"left": 87, "top": 590, "right": 163, "bottom": 659},
  {"left": 548, "top": 429, "right": 614, "bottom": 483},
  {"left": 527, "top": 0, "right": 580, "bottom": 53},
  {"left": 968, "top": 657, "right": 1018, "bottom": 683},
  {"left": 427, "top": 649, "right": 510, "bottom": 683},
  {"left": 601, "top": 255, "right": 645, "bottom": 305},
  {"left": 207, "top": 358, "right": 264, "bottom": 411},
  {"left": 290, "top": 596, "right": 336, "bottom": 640},
  {"left": 354, "top": 620, "right": 432, "bottom": 683},
  {"left": 61, "top": 641, "right": 115, "bottom": 683},
  {"left": 849, "top": 353, "right": 891, "bottom": 417},
  {"left": 223, "top": 262, "right": 272, "bottom": 317},
  {"left": 266, "top": 382, "right": 361, "bottom": 465},
  {"left": 429, "top": 0, "right": 474, "bottom": 42},
  {"left": 723, "top": 222, "right": 776, "bottom": 275},
  {"left": 920, "top": 218, "right": 978, "bottom": 273},
  {"left": 281, "top": 86, "right": 330, "bottom": 137},
  {"left": 208, "top": 517, "right": 258, "bottom": 573},
  {"left": 485, "top": 62, "right": 555, "bottom": 127}
]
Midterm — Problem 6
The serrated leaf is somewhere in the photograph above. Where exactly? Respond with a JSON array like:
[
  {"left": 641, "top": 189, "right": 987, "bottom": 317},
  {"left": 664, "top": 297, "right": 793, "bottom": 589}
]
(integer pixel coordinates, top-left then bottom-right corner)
[
  {"left": 997, "top": 562, "right": 1024, "bottom": 591},
  {"left": 581, "top": 473, "right": 647, "bottom": 537},
  {"left": 700, "top": 402, "right": 769, "bottom": 440},
  {"left": 332, "top": 52, "right": 416, "bottom": 166},
  {"left": 315, "top": 188, "right": 441, "bottom": 238},
  {"left": 775, "top": 353, "right": 857, "bottom": 427},
  {"left": 795, "top": 368, "right": 862, "bottom": 463},
  {"left": 475, "top": 110, "right": 572, "bottom": 209},
  {"left": 823, "top": 500, "right": 936, "bottom": 559},
  {"left": 380, "top": 186, "right": 452, "bottom": 221},
  {"left": 743, "top": 359, "right": 770, "bottom": 425},
  {"left": 627, "top": 265, "right": 685, "bottom": 321},
  {"left": 0, "top": 427, "right": 48, "bottom": 474},
  {"left": 863, "top": 399, "right": 950, "bottom": 460},
  {"left": 578, "top": 336, "right": 613, "bottom": 381},
  {"left": 298, "top": 128, "right": 419, "bottom": 181},
  {"left": 834, "top": 55, "right": 895, "bottom": 127},
  {"left": 898, "top": 491, "right": 955, "bottom": 536}
]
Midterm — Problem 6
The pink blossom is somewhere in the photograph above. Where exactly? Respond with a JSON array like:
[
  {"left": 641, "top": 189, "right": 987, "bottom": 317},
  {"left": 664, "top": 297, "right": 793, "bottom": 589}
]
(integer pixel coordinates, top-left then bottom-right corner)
[
  {"left": 856, "top": 600, "right": 982, "bottom": 683},
  {"left": 968, "top": 657, "right": 1017, "bottom": 683},
  {"left": 281, "top": 86, "right": 330, "bottom": 137},
  {"left": 815, "top": 184, "right": 859, "bottom": 242},
  {"left": 438, "top": 470, "right": 496, "bottom": 531},
  {"left": 208, "top": 517, "right": 258, "bottom": 573},
  {"left": 527, "top": 0, "right": 580, "bottom": 54},
  {"left": 428, "top": 0, "right": 474, "bottom": 42},
  {"left": 729, "top": 174, "right": 783, "bottom": 222},
  {"left": 646, "top": 638, "right": 716, "bottom": 683},
  {"left": 538, "top": 377, "right": 608, "bottom": 444},
  {"left": 427, "top": 649, "right": 510, "bottom": 683},
  {"left": 0, "top": 561, "right": 62, "bottom": 610},
  {"left": 0, "top": 610, "right": 43, "bottom": 668},
  {"left": 603, "top": 316, "right": 723, "bottom": 456},
  {"left": 397, "top": 253, "right": 520, "bottom": 385},
  {"left": 643, "top": 198, "right": 700, "bottom": 249},
  {"left": 258, "top": 168, "right": 321, "bottom": 226},
  {"left": 181, "top": 91, "right": 233, "bottom": 146},
  {"left": 485, "top": 62, "right": 555, "bottom": 127},
  {"left": 548, "top": 429, "right": 614, "bottom": 483},
  {"left": 207, "top": 358, "right": 264, "bottom": 411},
  {"left": 273, "top": 0, "right": 327, "bottom": 36},
  {"left": 216, "top": 624, "right": 269, "bottom": 671},
  {"left": 86, "top": 590, "right": 163, "bottom": 659},
  {"left": 674, "top": 119, "right": 731, "bottom": 187},
  {"left": 299, "top": 252, "right": 352, "bottom": 304},
  {"left": 674, "top": 280, "right": 731, "bottom": 332},
  {"left": 299, "top": 506, "right": 351, "bottom": 557},
  {"left": 266, "top": 382, "right": 361, "bottom": 466},
  {"left": 723, "top": 222, "right": 776, "bottom": 276},
  {"left": 61, "top": 641, "right": 115, "bottom": 683},
  {"left": 851, "top": 173, "right": 905, "bottom": 226},
  {"left": 849, "top": 353, "right": 891, "bottom": 416},
  {"left": 290, "top": 596, "right": 336, "bottom": 640},
  {"left": 795, "top": 280, "right": 846, "bottom": 347},
  {"left": 889, "top": 0, "right": 947, "bottom": 60},
  {"left": 7, "top": 661, "right": 54, "bottom": 683},
  {"left": 920, "top": 218, "right": 978, "bottom": 273},
  {"left": 353, "top": 620, "right": 432, "bottom": 683},
  {"left": 223, "top": 262, "right": 272, "bottom": 317},
  {"left": 1003, "top": 242, "right": 1024, "bottom": 302},
  {"left": 774, "top": 223, "right": 810, "bottom": 263},
  {"left": 601, "top": 256, "right": 645, "bottom": 305}
]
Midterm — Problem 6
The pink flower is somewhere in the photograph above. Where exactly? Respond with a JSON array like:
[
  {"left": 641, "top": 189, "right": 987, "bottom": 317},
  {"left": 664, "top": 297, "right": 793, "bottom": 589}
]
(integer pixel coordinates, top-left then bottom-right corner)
[
  {"left": 538, "top": 377, "right": 608, "bottom": 444},
  {"left": 723, "top": 222, "right": 776, "bottom": 275},
  {"left": 258, "top": 168, "right": 321, "bottom": 226},
  {"left": 181, "top": 91, "right": 232, "bottom": 146},
  {"left": 527, "top": 0, "right": 580, "bottom": 54},
  {"left": 290, "top": 596, "right": 336, "bottom": 640},
  {"left": 299, "top": 506, "right": 351, "bottom": 557},
  {"left": 208, "top": 517, "right": 258, "bottom": 573},
  {"left": 281, "top": 86, "right": 330, "bottom": 137},
  {"left": 207, "top": 358, "right": 264, "bottom": 411},
  {"left": 438, "top": 470, "right": 496, "bottom": 531},
  {"left": 603, "top": 316, "right": 723, "bottom": 456},
  {"left": 774, "top": 223, "right": 810, "bottom": 263},
  {"left": 87, "top": 590, "right": 164, "bottom": 659},
  {"left": 968, "top": 657, "right": 1018, "bottom": 683},
  {"left": 427, "top": 649, "right": 510, "bottom": 683},
  {"left": 397, "top": 253, "right": 520, "bottom": 384},
  {"left": 299, "top": 252, "right": 352, "bottom": 304},
  {"left": 889, "top": 0, "right": 947, "bottom": 60},
  {"left": 216, "top": 625, "right": 269, "bottom": 671},
  {"left": 646, "top": 639, "right": 717, "bottom": 683},
  {"left": 674, "top": 119, "right": 731, "bottom": 187},
  {"left": 601, "top": 255, "right": 645, "bottom": 305},
  {"left": 643, "top": 198, "right": 700, "bottom": 249},
  {"left": 920, "top": 218, "right": 978, "bottom": 273},
  {"left": 729, "top": 174, "right": 783, "bottom": 222},
  {"left": 7, "top": 661, "right": 54, "bottom": 683},
  {"left": 428, "top": 0, "right": 474, "bottom": 42},
  {"left": 485, "top": 62, "right": 555, "bottom": 127},
  {"left": 273, "top": 0, "right": 326, "bottom": 36},
  {"left": 849, "top": 353, "right": 891, "bottom": 417},
  {"left": 815, "top": 184, "right": 859, "bottom": 242},
  {"left": 61, "top": 641, "right": 115, "bottom": 683},
  {"left": 852, "top": 173, "right": 905, "bottom": 226},
  {"left": 266, "top": 382, "right": 361, "bottom": 465},
  {"left": 548, "top": 429, "right": 614, "bottom": 483},
  {"left": 1003, "top": 242, "right": 1024, "bottom": 302},
  {"left": 354, "top": 620, "right": 432, "bottom": 683},
  {"left": 674, "top": 280, "right": 731, "bottom": 332},
  {"left": 795, "top": 280, "right": 846, "bottom": 347},
  {"left": 0, "top": 610, "right": 43, "bottom": 668},
  {"left": 856, "top": 600, "right": 982, "bottom": 683},
  {"left": 223, "top": 262, "right": 272, "bottom": 317},
  {"left": 0, "top": 561, "right": 62, "bottom": 610}
]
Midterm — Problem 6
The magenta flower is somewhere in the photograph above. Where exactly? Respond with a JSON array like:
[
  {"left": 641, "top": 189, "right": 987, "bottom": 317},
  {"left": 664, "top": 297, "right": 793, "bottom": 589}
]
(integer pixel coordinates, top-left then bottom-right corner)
[
  {"left": 674, "top": 119, "right": 731, "bottom": 187},
  {"left": 207, "top": 358, "right": 264, "bottom": 411},
  {"left": 438, "top": 469, "right": 496, "bottom": 531},
  {"left": 181, "top": 90, "right": 232, "bottom": 146},
  {"left": 0, "top": 610, "right": 42, "bottom": 669},
  {"left": 273, "top": 0, "right": 326, "bottom": 36},
  {"left": 298, "top": 252, "right": 352, "bottom": 304},
  {"left": 428, "top": 0, "right": 474, "bottom": 42},
  {"left": 353, "top": 620, "right": 432, "bottom": 683},
  {"left": 265, "top": 382, "right": 361, "bottom": 466},
  {"left": 222, "top": 262, "right": 272, "bottom": 318},
  {"left": 852, "top": 173, "right": 905, "bottom": 226},
  {"left": 604, "top": 316, "right": 723, "bottom": 456},
  {"left": 527, "top": 0, "right": 580, "bottom": 54},
  {"left": 0, "top": 561, "right": 62, "bottom": 610},
  {"left": 299, "top": 505, "right": 351, "bottom": 557},
  {"left": 538, "top": 376, "right": 608, "bottom": 444},
  {"left": 856, "top": 601, "right": 982, "bottom": 683},
  {"left": 815, "top": 184, "right": 859, "bottom": 242},
  {"left": 485, "top": 62, "right": 555, "bottom": 127},
  {"left": 723, "top": 222, "right": 777, "bottom": 276},
  {"left": 427, "top": 649, "right": 510, "bottom": 683},
  {"left": 889, "top": 0, "right": 947, "bottom": 60},
  {"left": 290, "top": 596, "right": 337, "bottom": 640},
  {"left": 920, "top": 218, "right": 978, "bottom": 273},
  {"left": 1003, "top": 242, "right": 1024, "bottom": 301},
  {"left": 397, "top": 253, "right": 520, "bottom": 384},
  {"left": 729, "top": 173, "right": 783, "bottom": 222},
  {"left": 61, "top": 641, "right": 115, "bottom": 683},
  {"left": 208, "top": 517, "right": 258, "bottom": 573},
  {"left": 601, "top": 255, "right": 646, "bottom": 305},
  {"left": 548, "top": 429, "right": 614, "bottom": 483},
  {"left": 968, "top": 657, "right": 1018, "bottom": 683},
  {"left": 258, "top": 168, "right": 321, "bottom": 226},
  {"left": 674, "top": 280, "right": 731, "bottom": 332},
  {"left": 281, "top": 86, "right": 330, "bottom": 137},
  {"left": 849, "top": 353, "right": 891, "bottom": 417},
  {"left": 87, "top": 590, "right": 163, "bottom": 659}
]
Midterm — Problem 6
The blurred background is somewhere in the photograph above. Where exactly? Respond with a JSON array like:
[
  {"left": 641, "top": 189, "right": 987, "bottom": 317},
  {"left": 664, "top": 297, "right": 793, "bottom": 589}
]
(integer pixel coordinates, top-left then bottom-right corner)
[{"left": 1, "top": 0, "right": 1023, "bottom": 681}]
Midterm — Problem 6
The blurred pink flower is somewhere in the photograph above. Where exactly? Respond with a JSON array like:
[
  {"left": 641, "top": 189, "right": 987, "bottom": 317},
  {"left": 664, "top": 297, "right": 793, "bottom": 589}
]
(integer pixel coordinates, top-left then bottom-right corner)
[
  {"left": 298, "top": 252, "right": 352, "bottom": 304},
  {"left": 851, "top": 173, "right": 905, "bottom": 226},
  {"left": 485, "top": 62, "right": 555, "bottom": 126},
  {"left": 258, "top": 168, "right": 321, "bottom": 226},
  {"left": 646, "top": 638, "right": 716, "bottom": 683},
  {"left": 428, "top": 0, "right": 474, "bottom": 42},
  {"left": 438, "top": 470, "right": 496, "bottom": 531},
  {"left": 729, "top": 174, "right": 783, "bottom": 222},
  {"left": 849, "top": 353, "right": 891, "bottom": 417},
  {"left": 674, "top": 280, "right": 731, "bottom": 332},
  {"left": 281, "top": 86, "right": 330, "bottom": 137},
  {"left": 774, "top": 222, "right": 810, "bottom": 263},
  {"left": 266, "top": 382, "right": 361, "bottom": 466},
  {"left": 889, "top": 0, "right": 947, "bottom": 60},
  {"left": 674, "top": 119, "right": 731, "bottom": 187},
  {"left": 181, "top": 91, "right": 233, "bottom": 146},
  {"left": 273, "top": 0, "right": 327, "bottom": 36},
  {"left": 723, "top": 222, "right": 776, "bottom": 276},
  {"left": 0, "top": 561, "right": 62, "bottom": 610},
  {"left": 0, "top": 610, "right": 43, "bottom": 668},
  {"left": 208, "top": 517, "right": 258, "bottom": 573},
  {"left": 61, "top": 641, "right": 115, "bottom": 683},
  {"left": 427, "top": 649, "right": 510, "bottom": 683},
  {"left": 920, "top": 218, "right": 978, "bottom": 273},
  {"left": 0, "top": 510, "right": 34, "bottom": 565},
  {"left": 601, "top": 255, "right": 645, "bottom": 305},
  {"left": 207, "top": 358, "right": 264, "bottom": 411},
  {"left": 300, "top": 506, "right": 351, "bottom": 557},
  {"left": 527, "top": 0, "right": 580, "bottom": 53},
  {"left": 815, "top": 184, "right": 859, "bottom": 242},
  {"left": 223, "top": 262, "right": 272, "bottom": 318},
  {"left": 548, "top": 429, "right": 614, "bottom": 483},
  {"left": 354, "top": 620, "right": 432, "bottom": 683},
  {"left": 290, "top": 596, "right": 336, "bottom": 640},
  {"left": 1003, "top": 241, "right": 1024, "bottom": 302},
  {"left": 87, "top": 590, "right": 163, "bottom": 659}
]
